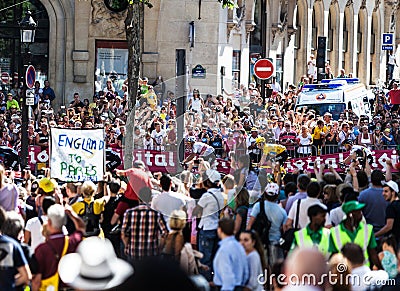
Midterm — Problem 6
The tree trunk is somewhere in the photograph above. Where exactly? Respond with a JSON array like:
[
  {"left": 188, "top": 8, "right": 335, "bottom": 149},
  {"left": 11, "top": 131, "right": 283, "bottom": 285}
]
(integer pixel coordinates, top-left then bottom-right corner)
[{"left": 124, "top": 2, "right": 143, "bottom": 169}]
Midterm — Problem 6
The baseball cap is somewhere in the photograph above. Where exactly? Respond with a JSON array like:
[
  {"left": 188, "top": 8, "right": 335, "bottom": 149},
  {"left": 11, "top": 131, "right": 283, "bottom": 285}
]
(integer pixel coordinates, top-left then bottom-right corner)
[
  {"left": 205, "top": 169, "right": 221, "bottom": 184},
  {"left": 265, "top": 183, "right": 280, "bottom": 196},
  {"left": 38, "top": 177, "right": 55, "bottom": 193},
  {"left": 342, "top": 201, "right": 365, "bottom": 214},
  {"left": 382, "top": 180, "right": 399, "bottom": 193}
]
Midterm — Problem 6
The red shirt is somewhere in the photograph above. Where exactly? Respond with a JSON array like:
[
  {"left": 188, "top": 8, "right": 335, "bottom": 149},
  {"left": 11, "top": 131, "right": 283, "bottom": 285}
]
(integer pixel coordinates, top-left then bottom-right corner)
[
  {"left": 124, "top": 168, "right": 152, "bottom": 200},
  {"left": 389, "top": 89, "right": 400, "bottom": 104}
]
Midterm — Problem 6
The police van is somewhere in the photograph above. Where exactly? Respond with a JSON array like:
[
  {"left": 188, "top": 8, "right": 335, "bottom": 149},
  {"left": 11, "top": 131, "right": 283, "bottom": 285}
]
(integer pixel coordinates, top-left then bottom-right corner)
[{"left": 294, "top": 78, "right": 372, "bottom": 121}]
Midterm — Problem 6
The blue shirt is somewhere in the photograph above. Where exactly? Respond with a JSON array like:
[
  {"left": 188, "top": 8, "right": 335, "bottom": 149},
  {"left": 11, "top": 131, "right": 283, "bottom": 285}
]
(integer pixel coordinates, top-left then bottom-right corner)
[
  {"left": 0, "top": 235, "right": 28, "bottom": 291},
  {"left": 213, "top": 236, "right": 249, "bottom": 290},
  {"left": 285, "top": 191, "right": 307, "bottom": 213},
  {"left": 359, "top": 187, "right": 388, "bottom": 231},
  {"left": 251, "top": 200, "right": 287, "bottom": 243},
  {"left": 42, "top": 86, "right": 56, "bottom": 101}
]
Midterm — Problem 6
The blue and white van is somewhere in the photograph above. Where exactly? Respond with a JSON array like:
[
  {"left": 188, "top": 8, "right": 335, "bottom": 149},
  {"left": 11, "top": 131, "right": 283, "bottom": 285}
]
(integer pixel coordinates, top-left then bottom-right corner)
[{"left": 295, "top": 78, "right": 372, "bottom": 121}]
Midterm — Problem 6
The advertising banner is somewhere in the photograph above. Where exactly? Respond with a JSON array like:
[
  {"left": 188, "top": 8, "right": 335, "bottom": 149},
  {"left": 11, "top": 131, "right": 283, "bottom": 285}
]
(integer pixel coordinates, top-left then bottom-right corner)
[{"left": 285, "top": 149, "right": 398, "bottom": 173}]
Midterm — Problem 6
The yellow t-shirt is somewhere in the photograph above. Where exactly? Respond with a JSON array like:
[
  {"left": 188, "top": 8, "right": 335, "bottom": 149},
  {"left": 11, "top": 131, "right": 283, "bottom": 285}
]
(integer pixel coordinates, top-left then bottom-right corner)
[
  {"left": 145, "top": 92, "right": 157, "bottom": 106},
  {"left": 262, "top": 144, "right": 286, "bottom": 155},
  {"left": 71, "top": 197, "right": 106, "bottom": 216},
  {"left": 312, "top": 126, "right": 328, "bottom": 140}
]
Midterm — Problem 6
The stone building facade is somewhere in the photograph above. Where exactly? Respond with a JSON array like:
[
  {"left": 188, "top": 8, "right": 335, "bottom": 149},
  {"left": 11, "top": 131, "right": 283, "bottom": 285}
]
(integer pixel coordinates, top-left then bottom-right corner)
[{"left": 1, "top": 0, "right": 397, "bottom": 106}]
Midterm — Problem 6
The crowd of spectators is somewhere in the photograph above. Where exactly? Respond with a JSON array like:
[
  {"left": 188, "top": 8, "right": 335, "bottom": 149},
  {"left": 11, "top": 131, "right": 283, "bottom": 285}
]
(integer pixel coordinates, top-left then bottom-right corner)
[{"left": 1, "top": 72, "right": 400, "bottom": 290}]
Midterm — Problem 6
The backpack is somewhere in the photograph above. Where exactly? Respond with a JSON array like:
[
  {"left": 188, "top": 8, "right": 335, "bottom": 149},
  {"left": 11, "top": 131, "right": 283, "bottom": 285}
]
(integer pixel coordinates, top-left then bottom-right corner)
[
  {"left": 39, "top": 236, "right": 69, "bottom": 291},
  {"left": 251, "top": 199, "right": 271, "bottom": 247},
  {"left": 79, "top": 201, "right": 101, "bottom": 237}
]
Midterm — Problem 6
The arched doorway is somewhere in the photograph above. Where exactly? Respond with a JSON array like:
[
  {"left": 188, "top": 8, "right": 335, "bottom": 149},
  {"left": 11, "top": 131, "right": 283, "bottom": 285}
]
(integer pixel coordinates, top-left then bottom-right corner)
[{"left": 0, "top": 0, "right": 49, "bottom": 91}]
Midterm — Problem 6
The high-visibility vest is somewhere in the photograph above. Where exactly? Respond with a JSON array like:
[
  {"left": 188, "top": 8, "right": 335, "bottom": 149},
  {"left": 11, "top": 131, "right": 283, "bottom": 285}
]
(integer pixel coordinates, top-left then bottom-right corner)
[
  {"left": 294, "top": 227, "right": 330, "bottom": 256},
  {"left": 331, "top": 222, "right": 372, "bottom": 266}
]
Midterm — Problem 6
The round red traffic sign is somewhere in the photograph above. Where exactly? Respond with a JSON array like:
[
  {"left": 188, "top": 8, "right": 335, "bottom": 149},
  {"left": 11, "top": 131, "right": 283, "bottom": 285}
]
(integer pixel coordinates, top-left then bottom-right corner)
[
  {"left": 254, "top": 58, "right": 274, "bottom": 80},
  {"left": 1, "top": 72, "right": 10, "bottom": 84}
]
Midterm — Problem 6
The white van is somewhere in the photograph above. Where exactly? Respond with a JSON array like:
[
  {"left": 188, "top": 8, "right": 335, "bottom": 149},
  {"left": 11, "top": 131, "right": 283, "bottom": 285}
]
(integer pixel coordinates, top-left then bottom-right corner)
[{"left": 294, "top": 78, "right": 372, "bottom": 121}]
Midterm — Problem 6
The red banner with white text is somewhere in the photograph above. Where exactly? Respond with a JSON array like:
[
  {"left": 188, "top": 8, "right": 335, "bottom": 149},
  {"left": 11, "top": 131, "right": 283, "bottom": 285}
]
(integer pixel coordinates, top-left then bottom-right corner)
[
  {"left": 284, "top": 149, "right": 399, "bottom": 173},
  {"left": 27, "top": 146, "right": 399, "bottom": 174}
]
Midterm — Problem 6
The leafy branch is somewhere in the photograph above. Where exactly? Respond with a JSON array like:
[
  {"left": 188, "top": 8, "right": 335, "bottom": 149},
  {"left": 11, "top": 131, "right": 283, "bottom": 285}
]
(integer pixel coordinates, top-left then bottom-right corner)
[
  {"left": 128, "top": 0, "right": 153, "bottom": 8},
  {"left": 218, "top": 0, "right": 236, "bottom": 9}
]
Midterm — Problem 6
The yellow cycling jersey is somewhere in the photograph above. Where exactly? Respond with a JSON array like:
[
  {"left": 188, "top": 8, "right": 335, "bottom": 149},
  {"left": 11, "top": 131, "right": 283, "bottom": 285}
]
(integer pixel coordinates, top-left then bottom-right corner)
[{"left": 262, "top": 144, "right": 287, "bottom": 155}]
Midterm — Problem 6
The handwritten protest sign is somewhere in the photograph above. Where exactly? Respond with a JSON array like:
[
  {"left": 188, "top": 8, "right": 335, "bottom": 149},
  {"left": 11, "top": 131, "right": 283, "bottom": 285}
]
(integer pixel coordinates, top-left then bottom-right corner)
[{"left": 50, "top": 128, "right": 105, "bottom": 182}]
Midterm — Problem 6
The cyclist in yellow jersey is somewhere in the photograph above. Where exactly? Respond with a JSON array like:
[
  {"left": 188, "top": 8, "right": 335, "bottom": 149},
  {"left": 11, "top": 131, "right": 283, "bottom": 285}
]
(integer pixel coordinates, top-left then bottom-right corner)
[{"left": 255, "top": 137, "right": 288, "bottom": 166}]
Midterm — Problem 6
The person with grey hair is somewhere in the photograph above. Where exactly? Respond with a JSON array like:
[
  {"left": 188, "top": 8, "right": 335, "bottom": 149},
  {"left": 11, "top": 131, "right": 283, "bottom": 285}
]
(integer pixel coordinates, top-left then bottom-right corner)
[
  {"left": 284, "top": 248, "right": 328, "bottom": 290},
  {"left": 32, "top": 204, "right": 85, "bottom": 291}
]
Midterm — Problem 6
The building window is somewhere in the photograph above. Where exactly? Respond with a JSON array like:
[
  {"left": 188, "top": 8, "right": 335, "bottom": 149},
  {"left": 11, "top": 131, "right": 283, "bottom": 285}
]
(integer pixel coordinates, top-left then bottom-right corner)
[
  {"left": 294, "top": 8, "right": 301, "bottom": 50},
  {"left": 327, "top": 12, "right": 333, "bottom": 51},
  {"left": 342, "top": 15, "right": 348, "bottom": 52},
  {"left": 370, "top": 19, "right": 375, "bottom": 55},
  {"left": 357, "top": 15, "right": 362, "bottom": 54},
  {"left": 276, "top": 54, "right": 283, "bottom": 89},
  {"left": 370, "top": 34, "right": 375, "bottom": 54},
  {"left": 95, "top": 40, "right": 128, "bottom": 96},
  {"left": 232, "top": 50, "right": 241, "bottom": 82},
  {"left": 0, "top": 0, "right": 49, "bottom": 91},
  {"left": 312, "top": 10, "right": 317, "bottom": 50}
]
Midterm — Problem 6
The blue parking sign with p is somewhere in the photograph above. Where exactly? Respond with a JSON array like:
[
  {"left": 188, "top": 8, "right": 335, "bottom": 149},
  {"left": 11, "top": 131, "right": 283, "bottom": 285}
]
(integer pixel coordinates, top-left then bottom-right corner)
[
  {"left": 383, "top": 33, "right": 394, "bottom": 45},
  {"left": 382, "top": 33, "right": 394, "bottom": 50}
]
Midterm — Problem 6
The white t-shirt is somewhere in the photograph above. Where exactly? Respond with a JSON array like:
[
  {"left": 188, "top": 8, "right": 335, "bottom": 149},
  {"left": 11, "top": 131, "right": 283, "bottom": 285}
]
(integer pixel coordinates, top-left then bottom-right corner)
[
  {"left": 350, "top": 145, "right": 372, "bottom": 157},
  {"left": 25, "top": 216, "right": 48, "bottom": 251},
  {"left": 307, "top": 58, "right": 317, "bottom": 77},
  {"left": 197, "top": 188, "right": 225, "bottom": 230},
  {"left": 388, "top": 54, "right": 397, "bottom": 66},
  {"left": 191, "top": 98, "right": 202, "bottom": 112},
  {"left": 288, "top": 197, "right": 331, "bottom": 229},
  {"left": 151, "top": 129, "right": 166, "bottom": 150},
  {"left": 246, "top": 135, "right": 259, "bottom": 154},
  {"left": 151, "top": 191, "right": 186, "bottom": 229},
  {"left": 192, "top": 142, "right": 214, "bottom": 156},
  {"left": 25, "top": 216, "right": 68, "bottom": 250}
]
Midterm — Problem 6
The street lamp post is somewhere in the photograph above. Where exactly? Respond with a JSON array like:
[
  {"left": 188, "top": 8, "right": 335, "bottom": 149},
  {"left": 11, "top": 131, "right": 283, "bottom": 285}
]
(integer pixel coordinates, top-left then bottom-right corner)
[{"left": 19, "top": 11, "right": 37, "bottom": 169}]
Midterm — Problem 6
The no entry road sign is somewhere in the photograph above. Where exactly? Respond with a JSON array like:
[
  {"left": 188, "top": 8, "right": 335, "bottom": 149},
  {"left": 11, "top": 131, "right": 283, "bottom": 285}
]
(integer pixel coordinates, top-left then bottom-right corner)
[{"left": 254, "top": 58, "right": 274, "bottom": 80}]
